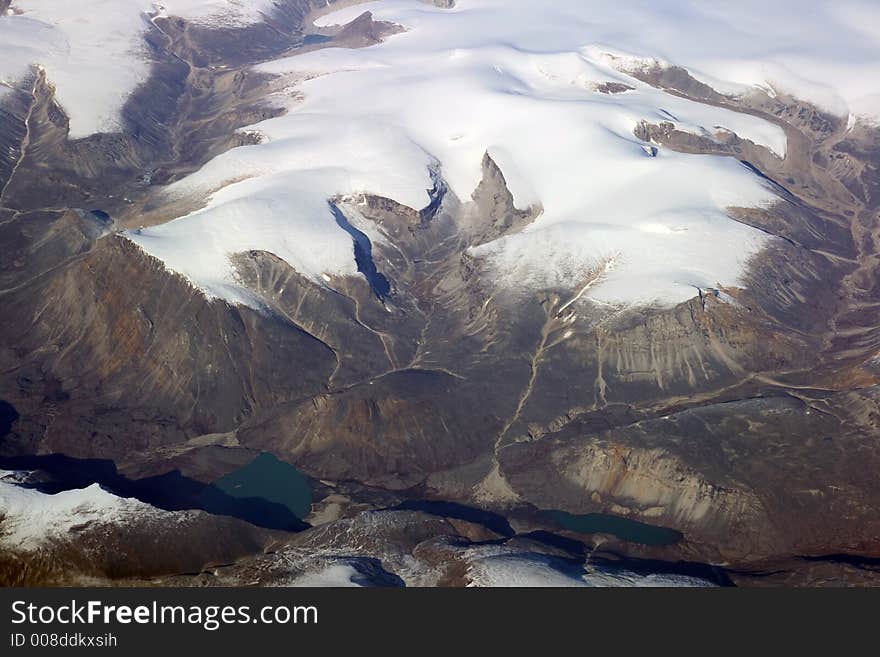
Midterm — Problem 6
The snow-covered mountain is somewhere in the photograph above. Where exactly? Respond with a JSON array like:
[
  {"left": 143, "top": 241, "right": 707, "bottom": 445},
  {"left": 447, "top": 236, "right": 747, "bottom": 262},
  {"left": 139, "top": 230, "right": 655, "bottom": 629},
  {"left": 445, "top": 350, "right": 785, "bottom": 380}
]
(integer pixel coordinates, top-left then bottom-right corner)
[
  {"left": 0, "top": 469, "right": 289, "bottom": 584},
  {"left": 3, "top": 0, "right": 880, "bottom": 588},
  {"left": 4, "top": 0, "right": 879, "bottom": 307},
  {"left": 121, "top": 0, "right": 880, "bottom": 306},
  {"left": 0, "top": 469, "right": 161, "bottom": 551},
  {"left": 132, "top": 0, "right": 789, "bottom": 307}
]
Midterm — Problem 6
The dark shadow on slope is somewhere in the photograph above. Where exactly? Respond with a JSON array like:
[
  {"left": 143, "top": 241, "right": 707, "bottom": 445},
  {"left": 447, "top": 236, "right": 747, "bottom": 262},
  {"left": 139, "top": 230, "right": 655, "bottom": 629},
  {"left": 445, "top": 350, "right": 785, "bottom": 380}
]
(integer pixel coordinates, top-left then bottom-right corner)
[
  {"left": 800, "top": 553, "right": 880, "bottom": 570},
  {"left": 346, "top": 557, "right": 406, "bottom": 587},
  {"left": 521, "top": 530, "right": 735, "bottom": 586},
  {"left": 390, "top": 499, "right": 515, "bottom": 538},
  {"left": 0, "top": 452, "right": 308, "bottom": 531},
  {"left": 0, "top": 400, "right": 18, "bottom": 438},
  {"left": 330, "top": 202, "right": 391, "bottom": 299}
]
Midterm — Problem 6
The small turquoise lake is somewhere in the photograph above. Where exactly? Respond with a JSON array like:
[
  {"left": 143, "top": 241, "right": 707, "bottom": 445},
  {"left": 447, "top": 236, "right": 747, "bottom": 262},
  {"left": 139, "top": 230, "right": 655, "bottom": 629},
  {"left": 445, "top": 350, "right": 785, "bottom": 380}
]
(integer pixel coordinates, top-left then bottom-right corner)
[
  {"left": 204, "top": 452, "right": 313, "bottom": 528},
  {"left": 547, "top": 510, "right": 683, "bottom": 546}
]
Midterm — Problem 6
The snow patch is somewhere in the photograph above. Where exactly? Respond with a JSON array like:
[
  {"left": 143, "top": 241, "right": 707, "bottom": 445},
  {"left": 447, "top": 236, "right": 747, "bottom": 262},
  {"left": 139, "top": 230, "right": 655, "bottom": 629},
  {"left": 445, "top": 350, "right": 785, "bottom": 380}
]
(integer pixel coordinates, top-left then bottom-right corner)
[
  {"left": 287, "top": 563, "right": 369, "bottom": 587},
  {"left": 463, "top": 546, "right": 715, "bottom": 587},
  {"left": 0, "top": 474, "right": 157, "bottom": 551},
  {"left": 313, "top": 2, "right": 385, "bottom": 27},
  {"left": 0, "top": 1, "right": 275, "bottom": 138}
]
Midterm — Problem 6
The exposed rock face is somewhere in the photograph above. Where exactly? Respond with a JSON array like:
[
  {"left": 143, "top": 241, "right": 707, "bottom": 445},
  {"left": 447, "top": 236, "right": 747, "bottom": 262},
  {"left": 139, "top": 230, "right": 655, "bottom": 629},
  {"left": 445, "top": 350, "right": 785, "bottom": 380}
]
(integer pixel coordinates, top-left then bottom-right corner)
[
  {"left": 0, "top": 70, "right": 33, "bottom": 204},
  {"left": 332, "top": 11, "right": 404, "bottom": 47},
  {"left": 500, "top": 390, "right": 880, "bottom": 561},
  {"left": 0, "top": 225, "right": 335, "bottom": 460},
  {"left": 2, "top": 1, "right": 880, "bottom": 585},
  {"left": 504, "top": 438, "right": 774, "bottom": 554},
  {"left": 0, "top": 1, "right": 373, "bottom": 221},
  {"left": 0, "top": 0, "right": 367, "bottom": 461},
  {"left": 239, "top": 370, "right": 498, "bottom": 489},
  {"left": 467, "top": 153, "right": 542, "bottom": 246},
  {"left": 15, "top": 507, "right": 281, "bottom": 584},
  {"left": 513, "top": 64, "right": 878, "bottom": 567}
]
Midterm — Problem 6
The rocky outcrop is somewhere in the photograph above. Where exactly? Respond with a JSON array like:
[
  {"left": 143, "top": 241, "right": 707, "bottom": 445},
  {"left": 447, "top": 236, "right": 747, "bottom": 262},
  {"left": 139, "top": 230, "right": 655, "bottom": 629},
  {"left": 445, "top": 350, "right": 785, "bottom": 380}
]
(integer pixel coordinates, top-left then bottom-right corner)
[
  {"left": 0, "top": 229, "right": 335, "bottom": 460},
  {"left": 238, "top": 370, "right": 499, "bottom": 489},
  {"left": 501, "top": 435, "right": 778, "bottom": 560},
  {"left": 145, "top": 509, "right": 726, "bottom": 587},
  {"left": 466, "top": 153, "right": 541, "bottom": 246},
  {"left": 500, "top": 391, "right": 880, "bottom": 561},
  {"left": 0, "top": 474, "right": 284, "bottom": 585}
]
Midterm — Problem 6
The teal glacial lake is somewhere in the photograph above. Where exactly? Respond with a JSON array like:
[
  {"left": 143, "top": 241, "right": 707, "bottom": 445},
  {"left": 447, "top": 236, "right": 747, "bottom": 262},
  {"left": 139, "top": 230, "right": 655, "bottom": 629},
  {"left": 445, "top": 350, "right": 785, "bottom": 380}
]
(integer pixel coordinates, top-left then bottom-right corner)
[
  {"left": 548, "top": 510, "right": 683, "bottom": 546},
  {"left": 212, "top": 452, "right": 312, "bottom": 521}
]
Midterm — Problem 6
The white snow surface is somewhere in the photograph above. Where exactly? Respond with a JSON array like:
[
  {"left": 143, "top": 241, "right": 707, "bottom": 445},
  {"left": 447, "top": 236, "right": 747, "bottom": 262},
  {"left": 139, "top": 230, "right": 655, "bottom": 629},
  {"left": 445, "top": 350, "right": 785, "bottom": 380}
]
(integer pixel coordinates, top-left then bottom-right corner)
[
  {"left": 130, "top": 0, "right": 799, "bottom": 306},
  {"left": 0, "top": 471, "right": 156, "bottom": 551},
  {"left": 316, "top": 0, "right": 880, "bottom": 118},
  {"left": 287, "top": 563, "right": 369, "bottom": 587},
  {"left": 1, "top": 0, "right": 877, "bottom": 136},
  {"left": 0, "top": 1, "right": 275, "bottom": 137},
  {"left": 153, "top": 1, "right": 277, "bottom": 26},
  {"left": 463, "top": 547, "right": 714, "bottom": 587},
  {"left": 6, "top": 1, "right": 879, "bottom": 305}
]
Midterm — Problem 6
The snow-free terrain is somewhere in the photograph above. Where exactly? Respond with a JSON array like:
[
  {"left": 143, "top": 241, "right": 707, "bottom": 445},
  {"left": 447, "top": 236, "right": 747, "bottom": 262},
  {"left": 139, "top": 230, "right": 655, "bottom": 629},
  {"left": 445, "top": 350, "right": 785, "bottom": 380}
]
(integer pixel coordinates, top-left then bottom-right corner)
[{"left": 316, "top": 0, "right": 880, "bottom": 118}]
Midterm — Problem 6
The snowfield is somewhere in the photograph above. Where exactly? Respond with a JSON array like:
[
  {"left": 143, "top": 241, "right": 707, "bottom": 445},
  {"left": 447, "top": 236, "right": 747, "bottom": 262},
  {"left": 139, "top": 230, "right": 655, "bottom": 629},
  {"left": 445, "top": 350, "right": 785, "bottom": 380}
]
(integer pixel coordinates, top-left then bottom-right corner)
[
  {"left": 4, "top": 0, "right": 879, "bottom": 305},
  {"left": 132, "top": 0, "right": 791, "bottom": 306},
  {"left": 462, "top": 546, "right": 715, "bottom": 587},
  {"left": 2, "top": 0, "right": 877, "bottom": 135},
  {"left": 313, "top": 0, "right": 880, "bottom": 119},
  {"left": 287, "top": 562, "right": 371, "bottom": 587}
]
